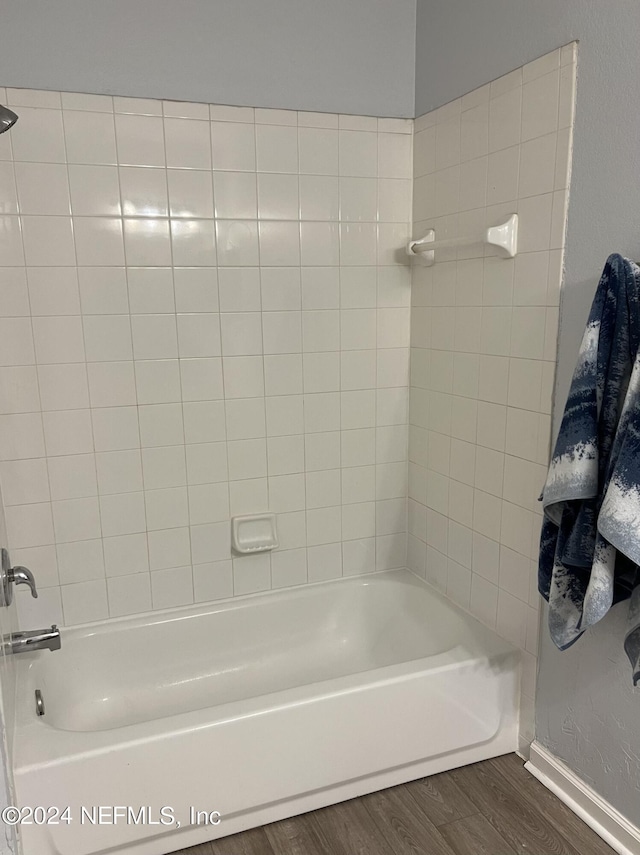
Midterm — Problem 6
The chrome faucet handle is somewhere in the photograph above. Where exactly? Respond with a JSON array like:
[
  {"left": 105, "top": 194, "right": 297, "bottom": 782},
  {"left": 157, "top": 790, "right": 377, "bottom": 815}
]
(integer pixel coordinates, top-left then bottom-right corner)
[
  {"left": 10, "top": 566, "right": 38, "bottom": 598},
  {"left": 1, "top": 548, "right": 38, "bottom": 606}
]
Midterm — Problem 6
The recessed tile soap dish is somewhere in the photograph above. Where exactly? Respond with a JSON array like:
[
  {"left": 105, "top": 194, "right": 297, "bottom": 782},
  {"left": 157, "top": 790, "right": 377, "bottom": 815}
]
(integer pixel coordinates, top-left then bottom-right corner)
[{"left": 231, "top": 514, "right": 278, "bottom": 554}]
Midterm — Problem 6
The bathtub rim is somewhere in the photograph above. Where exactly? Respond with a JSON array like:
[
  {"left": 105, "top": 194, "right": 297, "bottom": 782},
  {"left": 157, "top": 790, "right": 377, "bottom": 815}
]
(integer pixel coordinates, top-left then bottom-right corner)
[
  {"left": 14, "top": 567, "right": 512, "bottom": 648},
  {"left": 27, "top": 566, "right": 442, "bottom": 635}
]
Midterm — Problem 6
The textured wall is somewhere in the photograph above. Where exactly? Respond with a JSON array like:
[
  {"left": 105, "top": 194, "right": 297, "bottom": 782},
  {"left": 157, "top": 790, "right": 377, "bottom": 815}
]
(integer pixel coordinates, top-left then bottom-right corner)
[
  {"left": 416, "top": 0, "right": 640, "bottom": 825},
  {"left": 537, "top": 605, "right": 640, "bottom": 823},
  {"left": 0, "top": 0, "right": 416, "bottom": 118}
]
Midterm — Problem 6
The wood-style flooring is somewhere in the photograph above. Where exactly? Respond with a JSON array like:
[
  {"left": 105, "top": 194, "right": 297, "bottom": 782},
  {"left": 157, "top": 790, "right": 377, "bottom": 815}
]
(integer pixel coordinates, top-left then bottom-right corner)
[{"left": 177, "top": 753, "right": 615, "bottom": 855}]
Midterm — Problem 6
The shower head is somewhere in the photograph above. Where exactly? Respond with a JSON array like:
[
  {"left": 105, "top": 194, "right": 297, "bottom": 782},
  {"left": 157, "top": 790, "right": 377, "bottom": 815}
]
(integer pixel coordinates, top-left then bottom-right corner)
[{"left": 0, "top": 105, "right": 18, "bottom": 134}]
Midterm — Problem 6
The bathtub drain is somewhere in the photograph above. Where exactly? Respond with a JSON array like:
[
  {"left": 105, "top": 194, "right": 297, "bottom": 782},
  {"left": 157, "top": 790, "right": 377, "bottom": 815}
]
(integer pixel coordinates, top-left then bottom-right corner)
[{"left": 35, "top": 689, "right": 44, "bottom": 717}]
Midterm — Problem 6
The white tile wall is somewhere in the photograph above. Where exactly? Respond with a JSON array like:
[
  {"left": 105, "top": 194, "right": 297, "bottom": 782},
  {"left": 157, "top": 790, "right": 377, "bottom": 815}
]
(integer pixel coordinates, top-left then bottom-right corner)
[
  {"left": 408, "top": 44, "right": 576, "bottom": 751},
  {"left": 0, "top": 88, "right": 413, "bottom": 627}
]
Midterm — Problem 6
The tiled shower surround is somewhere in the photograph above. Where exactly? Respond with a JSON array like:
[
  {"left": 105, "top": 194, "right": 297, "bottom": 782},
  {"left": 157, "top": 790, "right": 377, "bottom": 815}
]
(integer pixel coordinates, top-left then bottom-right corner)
[
  {"left": 0, "top": 45, "right": 576, "bottom": 752},
  {"left": 408, "top": 44, "right": 576, "bottom": 745},
  {"left": 0, "top": 87, "right": 413, "bottom": 627}
]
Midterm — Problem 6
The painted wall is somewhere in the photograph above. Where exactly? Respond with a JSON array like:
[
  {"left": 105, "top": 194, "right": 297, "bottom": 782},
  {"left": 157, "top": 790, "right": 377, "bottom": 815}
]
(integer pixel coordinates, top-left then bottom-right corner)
[
  {"left": 416, "top": 0, "right": 640, "bottom": 825},
  {"left": 0, "top": 0, "right": 416, "bottom": 119}
]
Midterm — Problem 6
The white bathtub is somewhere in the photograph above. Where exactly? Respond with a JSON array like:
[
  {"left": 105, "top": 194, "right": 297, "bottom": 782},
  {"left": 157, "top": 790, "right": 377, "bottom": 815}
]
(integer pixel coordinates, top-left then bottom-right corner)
[{"left": 14, "top": 569, "right": 520, "bottom": 855}]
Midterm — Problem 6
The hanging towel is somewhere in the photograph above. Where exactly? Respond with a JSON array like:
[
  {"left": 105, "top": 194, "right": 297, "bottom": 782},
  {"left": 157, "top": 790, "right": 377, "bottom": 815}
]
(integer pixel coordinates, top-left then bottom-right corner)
[{"left": 539, "top": 253, "right": 640, "bottom": 682}]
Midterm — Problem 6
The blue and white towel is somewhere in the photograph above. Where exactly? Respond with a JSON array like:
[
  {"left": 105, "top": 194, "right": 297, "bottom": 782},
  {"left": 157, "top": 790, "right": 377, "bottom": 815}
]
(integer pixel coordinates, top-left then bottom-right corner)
[{"left": 539, "top": 253, "right": 640, "bottom": 682}]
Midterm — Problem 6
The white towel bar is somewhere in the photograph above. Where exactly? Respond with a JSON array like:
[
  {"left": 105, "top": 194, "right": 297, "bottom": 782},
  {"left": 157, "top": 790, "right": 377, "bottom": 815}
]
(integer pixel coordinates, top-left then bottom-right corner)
[{"left": 406, "top": 214, "right": 518, "bottom": 266}]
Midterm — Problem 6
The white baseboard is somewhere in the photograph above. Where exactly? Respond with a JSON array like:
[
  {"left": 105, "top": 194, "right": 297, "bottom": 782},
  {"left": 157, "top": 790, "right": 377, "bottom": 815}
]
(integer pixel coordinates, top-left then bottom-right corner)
[{"left": 525, "top": 741, "right": 640, "bottom": 855}]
